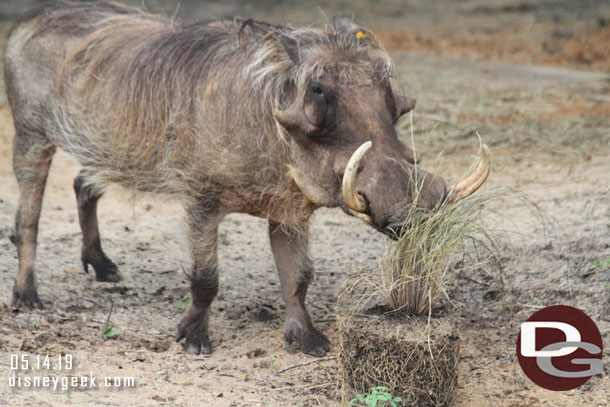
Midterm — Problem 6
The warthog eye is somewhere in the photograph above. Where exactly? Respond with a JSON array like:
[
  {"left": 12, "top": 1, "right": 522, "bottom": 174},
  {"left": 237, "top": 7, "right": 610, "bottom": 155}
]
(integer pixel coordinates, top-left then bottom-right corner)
[
  {"left": 308, "top": 83, "right": 325, "bottom": 98},
  {"left": 304, "top": 82, "right": 335, "bottom": 132}
]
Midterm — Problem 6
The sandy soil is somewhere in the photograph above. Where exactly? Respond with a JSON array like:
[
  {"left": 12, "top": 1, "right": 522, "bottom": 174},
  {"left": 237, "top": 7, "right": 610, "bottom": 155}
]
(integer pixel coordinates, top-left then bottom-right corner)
[{"left": 0, "top": 1, "right": 609, "bottom": 406}]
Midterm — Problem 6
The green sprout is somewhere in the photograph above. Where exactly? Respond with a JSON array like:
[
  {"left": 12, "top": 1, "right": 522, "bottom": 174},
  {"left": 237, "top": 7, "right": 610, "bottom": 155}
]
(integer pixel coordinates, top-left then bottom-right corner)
[
  {"left": 349, "top": 386, "right": 402, "bottom": 407},
  {"left": 172, "top": 297, "right": 191, "bottom": 308},
  {"left": 103, "top": 325, "right": 121, "bottom": 340}
]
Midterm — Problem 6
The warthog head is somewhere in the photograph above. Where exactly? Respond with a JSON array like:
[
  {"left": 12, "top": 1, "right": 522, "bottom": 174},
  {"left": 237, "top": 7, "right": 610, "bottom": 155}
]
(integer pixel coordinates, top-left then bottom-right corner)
[{"left": 267, "top": 18, "right": 490, "bottom": 235}]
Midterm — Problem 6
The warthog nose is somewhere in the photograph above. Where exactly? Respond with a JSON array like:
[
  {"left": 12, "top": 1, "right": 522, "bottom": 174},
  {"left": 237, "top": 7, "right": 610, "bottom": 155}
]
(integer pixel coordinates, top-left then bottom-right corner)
[{"left": 385, "top": 210, "right": 434, "bottom": 240}]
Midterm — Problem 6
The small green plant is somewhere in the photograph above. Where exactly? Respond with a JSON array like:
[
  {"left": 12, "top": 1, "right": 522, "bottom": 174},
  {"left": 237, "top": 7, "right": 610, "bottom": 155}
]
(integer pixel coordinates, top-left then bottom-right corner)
[
  {"left": 103, "top": 325, "right": 121, "bottom": 340},
  {"left": 349, "top": 386, "right": 402, "bottom": 407},
  {"left": 587, "top": 258, "right": 610, "bottom": 273},
  {"left": 269, "top": 356, "right": 277, "bottom": 372},
  {"left": 172, "top": 297, "right": 191, "bottom": 308}
]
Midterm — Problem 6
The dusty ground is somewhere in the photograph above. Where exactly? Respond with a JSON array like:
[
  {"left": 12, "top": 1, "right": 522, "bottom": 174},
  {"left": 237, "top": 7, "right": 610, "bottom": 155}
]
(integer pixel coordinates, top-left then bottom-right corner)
[{"left": 0, "top": 1, "right": 609, "bottom": 406}]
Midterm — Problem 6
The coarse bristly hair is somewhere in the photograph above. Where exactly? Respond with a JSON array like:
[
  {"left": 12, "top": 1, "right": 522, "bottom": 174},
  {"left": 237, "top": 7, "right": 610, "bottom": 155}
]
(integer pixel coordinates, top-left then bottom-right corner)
[{"left": 10, "top": 2, "right": 395, "bottom": 225}]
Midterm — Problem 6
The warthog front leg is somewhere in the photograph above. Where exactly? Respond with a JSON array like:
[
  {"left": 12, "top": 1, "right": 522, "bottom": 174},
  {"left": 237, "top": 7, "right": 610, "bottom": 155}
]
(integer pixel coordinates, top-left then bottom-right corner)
[
  {"left": 73, "top": 173, "right": 121, "bottom": 282},
  {"left": 176, "top": 207, "right": 221, "bottom": 355},
  {"left": 269, "top": 221, "right": 331, "bottom": 357}
]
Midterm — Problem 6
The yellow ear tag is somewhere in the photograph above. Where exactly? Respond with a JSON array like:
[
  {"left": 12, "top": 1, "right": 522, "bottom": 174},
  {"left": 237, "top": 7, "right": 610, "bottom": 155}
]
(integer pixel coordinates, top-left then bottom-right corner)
[{"left": 356, "top": 31, "right": 367, "bottom": 39}]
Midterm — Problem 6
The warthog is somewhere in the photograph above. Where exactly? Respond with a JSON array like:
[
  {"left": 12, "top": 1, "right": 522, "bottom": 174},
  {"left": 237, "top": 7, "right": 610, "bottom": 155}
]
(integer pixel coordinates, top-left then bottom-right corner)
[{"left": 5, "top": 2, "right": 489, "bottom": 356}]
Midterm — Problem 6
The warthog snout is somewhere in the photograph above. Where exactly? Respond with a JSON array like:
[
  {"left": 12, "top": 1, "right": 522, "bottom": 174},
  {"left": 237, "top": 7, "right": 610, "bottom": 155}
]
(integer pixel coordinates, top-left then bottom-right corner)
[{"left": 341, "top": 142, "right": 491, "bottom": 237}]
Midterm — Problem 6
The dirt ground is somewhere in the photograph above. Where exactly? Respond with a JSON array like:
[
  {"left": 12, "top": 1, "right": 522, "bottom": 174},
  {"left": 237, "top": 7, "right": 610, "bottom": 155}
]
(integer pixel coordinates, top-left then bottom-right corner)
[{"left": 0, "top": 1, "right": 609, "bottom": 406}]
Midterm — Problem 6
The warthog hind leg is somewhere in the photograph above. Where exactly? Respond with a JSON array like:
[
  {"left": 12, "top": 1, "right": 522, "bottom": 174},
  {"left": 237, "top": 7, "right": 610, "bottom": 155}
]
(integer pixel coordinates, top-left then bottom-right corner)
[
  {"left": 11, "top": 131, "right": 56, "bottom": 309},
  {"left": 269, "top": 221, "right": 331, "bottom": 357},
  {"left": 73, "top": 173, "right": 121, "bottom": 282},
  {"left": 176, "top": 208, "right": 221, "bottom": 355}
]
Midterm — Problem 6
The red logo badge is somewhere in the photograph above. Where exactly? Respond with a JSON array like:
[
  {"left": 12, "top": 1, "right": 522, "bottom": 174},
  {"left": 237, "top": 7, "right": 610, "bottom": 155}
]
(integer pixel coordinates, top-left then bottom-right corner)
[{"left": 516, "top": 305, "right": 603, "bottom": 391}]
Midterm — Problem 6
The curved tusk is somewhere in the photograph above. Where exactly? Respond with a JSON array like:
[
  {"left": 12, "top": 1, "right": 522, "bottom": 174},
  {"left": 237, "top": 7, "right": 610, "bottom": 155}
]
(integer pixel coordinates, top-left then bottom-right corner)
[
  {"left": 342, "top": 141, "right": 374, "bottom": 224},
  {"left": 448, "top": 144, "right": 491, "bottom": 203}
]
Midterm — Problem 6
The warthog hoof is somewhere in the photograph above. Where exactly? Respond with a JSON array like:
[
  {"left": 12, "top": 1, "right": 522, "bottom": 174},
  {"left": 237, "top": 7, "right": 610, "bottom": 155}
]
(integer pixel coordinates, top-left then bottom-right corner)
[
  {"left": 12, "top": 286, "right": 43, "bottom": 310},
  {"left": 285, "top": 324, "right": 331, "bottom": 357},
  {"left": 82, "top": 257, "right": 122, "bottom": 282},
  {"left": 178, "top": 332, "right": 211, "bottom": 355},
  {"left": 176, "top": 308, "right": 212, "bottom": 355}
]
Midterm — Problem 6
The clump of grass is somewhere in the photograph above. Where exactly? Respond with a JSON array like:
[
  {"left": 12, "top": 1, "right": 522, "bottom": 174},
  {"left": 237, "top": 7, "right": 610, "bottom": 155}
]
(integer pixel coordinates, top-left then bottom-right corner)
[
  {"left": 339, "top": 128, "right": 502, "bottom": 317},
  {"left": 380, "top": 190, "right": 496, "bottom": 316},
  {"left": 339, "top": 188, "right": 505, "bottom": 320},
  {"left": 354, "top": 177, "right": 550, "bottom": 318}
]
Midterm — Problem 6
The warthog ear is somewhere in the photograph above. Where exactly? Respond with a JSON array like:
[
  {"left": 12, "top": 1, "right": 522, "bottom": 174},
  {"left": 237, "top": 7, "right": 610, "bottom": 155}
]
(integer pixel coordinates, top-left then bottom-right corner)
[
  {"left": 276, "top": 33, "right": 301, "bottom": 64},
  {"left": 394, "top": 94, "right": 417, "bottom": 119}
]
